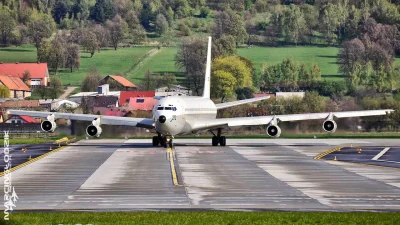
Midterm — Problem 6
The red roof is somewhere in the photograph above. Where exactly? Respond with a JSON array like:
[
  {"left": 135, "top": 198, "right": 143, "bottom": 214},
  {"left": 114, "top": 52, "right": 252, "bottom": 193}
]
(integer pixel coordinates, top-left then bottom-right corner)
[
  {"left": 0, "top": 75, "right": 30, "bottom": 91},
  {"left": 6, "top": 115, "right": 40, "bottom": 123},
  {"left": 128, "top": 97, "right": 158, "bottom": 111},
  {"left": 0, "top": 63, "right": 49, "bottom": 79},
  {"left": 109, "top": 75, "right": 137, "bottom": 88},
  {"left": 0, "top": 100, "right": 40, "bottom": 108},
  {"left": 119, "top": 91, "right": 155, "bottom": 106}
]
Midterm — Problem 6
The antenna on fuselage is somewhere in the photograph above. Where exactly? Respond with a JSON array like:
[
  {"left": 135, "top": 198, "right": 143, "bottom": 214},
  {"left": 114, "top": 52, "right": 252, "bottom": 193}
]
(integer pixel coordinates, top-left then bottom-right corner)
[{"left": 202, "top": 36, "right": 212, "bottom": 99}]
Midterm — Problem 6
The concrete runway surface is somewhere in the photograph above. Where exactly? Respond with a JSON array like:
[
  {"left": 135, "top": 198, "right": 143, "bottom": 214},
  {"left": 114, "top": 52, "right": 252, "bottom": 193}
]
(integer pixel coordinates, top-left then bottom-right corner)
[{"left": 4, "top": 138, "right": 400, "bottom": 211}]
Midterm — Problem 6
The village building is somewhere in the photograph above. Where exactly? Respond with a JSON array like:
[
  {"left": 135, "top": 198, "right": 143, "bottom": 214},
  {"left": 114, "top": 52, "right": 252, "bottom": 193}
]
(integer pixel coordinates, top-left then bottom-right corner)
[
  {"left": 156, "top": 85, "right": 192, "bottom": 97},
  {"left": 4, "top": 115, "right": 40, "bottom": 124},
  {"left": 0, "top": 100, "right": 41, "bottom": 110},
  {"left": 0, "top": 63, "right": 50, "bottom": 87},
  {"left": 0, "top": 74, "right": 31, "bottom": 98},
  {"left": 99, "top": 75, "right": 137, "bottom": 91},
  {"left": 119, "top": 91, "right": 155, "bottom": 106}
]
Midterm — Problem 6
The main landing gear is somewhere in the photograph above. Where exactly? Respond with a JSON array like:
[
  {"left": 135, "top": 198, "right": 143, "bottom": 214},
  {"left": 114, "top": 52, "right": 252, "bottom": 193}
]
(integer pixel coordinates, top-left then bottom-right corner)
[
  {"left": 210, "top": 128, "right": 226, "bottom": 146},
  {"left": 152, "top": 133, "right": 173, "bottom": 148}
]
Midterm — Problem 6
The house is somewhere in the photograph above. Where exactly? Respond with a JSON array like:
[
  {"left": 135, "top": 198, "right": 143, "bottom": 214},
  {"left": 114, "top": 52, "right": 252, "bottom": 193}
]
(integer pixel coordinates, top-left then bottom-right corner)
[
  {"left": 119, "top": 91, "right": 155, "bottom": 106},
  {"left": 4, "top": 115, "right": 40, "bottom": 124},
  {"left": 276, "top": 92, "right": 305, "bottom": 99},
  {"left": 39, "top": 99, "right": 79, "bottom": 111},
  {"left": 156, "top": 85, "right": 192, "bottom": 97},
  {"left": 69, "top": 84, "right": 120, "bottom": 103},
  {"left": 99, "top": 75, "right": 137, "bottom": 91},
  {"left": 0, "top": 75, "right": 31, "bottom": 98},
  {"left": 0, "top": 100, "right": 41, "bottom": 110},
  {"left": 0, "top": 62, "right": 50, "bottom": 87},
  {"left": 128, "top": 97, "right": 158, "bottom": 111},
  {"left": 92, "top": 107, "right": 129, "bottom": 116}
]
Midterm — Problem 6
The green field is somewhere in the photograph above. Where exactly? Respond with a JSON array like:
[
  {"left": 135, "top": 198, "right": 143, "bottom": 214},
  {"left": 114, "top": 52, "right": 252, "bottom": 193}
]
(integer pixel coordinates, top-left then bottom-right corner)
[
  {"left": 0, "top": 45, "right": 153, "bottom": 86},
  {"left": 3, "top": 44, "right": 400, "bottom": 86},
  {"left": 7, "top": 212, "right": 400, "bottom": 225}
]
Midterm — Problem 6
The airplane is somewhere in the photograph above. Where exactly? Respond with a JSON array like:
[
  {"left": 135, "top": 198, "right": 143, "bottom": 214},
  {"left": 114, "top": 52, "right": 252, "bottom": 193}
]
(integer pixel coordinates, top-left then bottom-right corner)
[{"left": 8, "top": 37, "right": 394, "bottom": 148}]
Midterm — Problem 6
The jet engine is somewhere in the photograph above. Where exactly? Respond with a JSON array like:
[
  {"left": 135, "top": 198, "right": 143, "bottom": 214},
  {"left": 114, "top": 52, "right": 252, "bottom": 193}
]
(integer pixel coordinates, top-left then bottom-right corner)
[
  {"left": 266, "top": 125, "right": 281, "bottom": 138},
  {"left": 86, "top": 125, "right": 102, "bottom": 137},
  {"left": 41, "top": 120, "right": 57, "bottom": 132},
  {"left": 323, "top": 119, "right": 337, "bottom": 133}
]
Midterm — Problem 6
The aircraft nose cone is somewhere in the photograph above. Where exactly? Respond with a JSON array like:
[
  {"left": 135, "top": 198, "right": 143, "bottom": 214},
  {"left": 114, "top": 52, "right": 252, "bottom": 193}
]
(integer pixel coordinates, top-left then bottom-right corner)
[{"left": 159, "top": 115, "right": 166, "bottom": 123}]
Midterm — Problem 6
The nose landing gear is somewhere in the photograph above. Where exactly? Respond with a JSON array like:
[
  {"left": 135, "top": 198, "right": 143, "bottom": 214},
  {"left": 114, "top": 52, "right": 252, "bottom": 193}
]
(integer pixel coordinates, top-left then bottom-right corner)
[{"left": 152, "top": 133, "right": 173, "bottom": 148}]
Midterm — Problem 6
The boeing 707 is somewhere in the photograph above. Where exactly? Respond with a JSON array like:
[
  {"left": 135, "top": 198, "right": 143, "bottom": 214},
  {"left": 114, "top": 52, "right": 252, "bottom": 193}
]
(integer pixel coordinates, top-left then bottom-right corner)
[{"left": 8, "top": 37, "right": 394, "bottom": 148}]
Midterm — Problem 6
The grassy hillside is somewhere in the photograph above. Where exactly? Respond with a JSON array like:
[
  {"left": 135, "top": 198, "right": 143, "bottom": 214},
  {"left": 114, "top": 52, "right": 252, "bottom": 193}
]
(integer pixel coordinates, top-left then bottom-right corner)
[
  {"left": 0, "top": 45, "right": 153, "bottom": 86},
  {"left": 3, "top": 44, "right": 400, "bottom": 87}
]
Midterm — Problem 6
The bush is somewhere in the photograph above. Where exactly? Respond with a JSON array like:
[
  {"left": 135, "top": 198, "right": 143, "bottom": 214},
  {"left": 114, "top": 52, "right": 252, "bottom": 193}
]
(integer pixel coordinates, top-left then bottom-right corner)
[
  {"left": 309, "top": 80, "right": 347, "bottom": 97},
  {"left": 178, "top": 23, "right": 191, "bottom": 36},
  {"left": 199, "top": 7, "right": 210, "bottom": 18}
]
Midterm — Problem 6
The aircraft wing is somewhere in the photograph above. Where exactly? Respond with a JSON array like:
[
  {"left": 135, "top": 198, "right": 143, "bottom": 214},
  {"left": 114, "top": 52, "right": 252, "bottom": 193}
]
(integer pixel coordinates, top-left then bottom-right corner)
[
  {"left": 215, "top": 96, "right": 270, "bottom": 110},
  {"left": 7, "top": 110, "right": 155, "bottom": 129},
  {"left": 191, "top": 109, "right": 393, "bottom": 131}
]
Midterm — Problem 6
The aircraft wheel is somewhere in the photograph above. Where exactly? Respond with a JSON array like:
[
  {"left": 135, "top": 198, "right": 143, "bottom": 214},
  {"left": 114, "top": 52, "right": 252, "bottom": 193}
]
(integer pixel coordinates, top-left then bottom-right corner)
[
  {"left": 162, "top": 137, "right": 168, "bottom": 148},
  {"left": 212, "top": 136, "right": 219, "bottom": 146},
  {"left": 152, "top": 136, "right": 159, "bottom": 146},
  {"left": 219, "top": 136, "right": 226, "bottom": 146}
]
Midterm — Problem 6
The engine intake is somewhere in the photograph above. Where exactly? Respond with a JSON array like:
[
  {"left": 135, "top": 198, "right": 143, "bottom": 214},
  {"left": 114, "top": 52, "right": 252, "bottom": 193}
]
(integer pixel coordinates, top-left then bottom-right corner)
[
  {"left": 41, "top": 120, "right": 56, "bottom": 132},
  {"left": 86, "top": 125, "right": 102, "bottom": 137},
  {"left": 323, "top": 120, "right": 337, "bottom": 133},
  {"left": 266, "top": 125, "right": 281, "bottom": 138}
]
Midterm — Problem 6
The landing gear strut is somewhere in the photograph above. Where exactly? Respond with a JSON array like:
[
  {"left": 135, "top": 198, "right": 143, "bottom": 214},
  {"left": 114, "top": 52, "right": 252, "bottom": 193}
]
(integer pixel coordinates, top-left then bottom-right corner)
[
  {"left": 152, "top": 134, "right": 173, "bottom": 148},
  {"left": 210, "top": 128, "right": 226, "bottom": 146}
]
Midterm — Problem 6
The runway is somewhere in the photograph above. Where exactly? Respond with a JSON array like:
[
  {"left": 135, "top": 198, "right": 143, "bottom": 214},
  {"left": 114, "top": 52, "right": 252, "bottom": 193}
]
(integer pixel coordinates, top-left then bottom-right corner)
[{"left": 5, "top": 138, "right": 400, "bottom": 211}]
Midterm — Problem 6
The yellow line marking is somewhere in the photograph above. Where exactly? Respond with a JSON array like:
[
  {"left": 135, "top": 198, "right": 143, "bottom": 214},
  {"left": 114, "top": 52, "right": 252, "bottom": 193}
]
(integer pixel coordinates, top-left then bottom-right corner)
[
  {"left": 314, "top": 146, "right": 342, "bottom": 160},
  {"left": 168, "top": 147, "right": 182, "bottom": 186},
  {"left": 0, "top": 145, "right": 67, "bottom": 177}
]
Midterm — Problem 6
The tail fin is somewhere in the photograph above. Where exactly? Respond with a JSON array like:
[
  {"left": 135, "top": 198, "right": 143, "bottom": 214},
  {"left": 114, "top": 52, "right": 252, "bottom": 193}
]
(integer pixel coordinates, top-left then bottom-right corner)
[{"left": 202, "top": 36, "right": 212, "bottom": 98}]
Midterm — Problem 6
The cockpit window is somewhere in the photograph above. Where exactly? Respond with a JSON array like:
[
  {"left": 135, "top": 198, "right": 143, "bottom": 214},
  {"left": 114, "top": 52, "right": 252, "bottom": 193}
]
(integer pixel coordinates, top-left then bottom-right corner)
[
  {"left": 157, "top": 107, "right": 164, "bottom": 110},
  {"left": 165, "top": 107, "right": 172, "bottom": 110}
]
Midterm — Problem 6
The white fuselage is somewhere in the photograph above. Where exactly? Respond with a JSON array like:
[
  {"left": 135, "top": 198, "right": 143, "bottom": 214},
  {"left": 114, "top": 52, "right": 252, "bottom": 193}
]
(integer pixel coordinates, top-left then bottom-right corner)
[{"left": 152, "top": 96, "right": 217, "bottom": 136}]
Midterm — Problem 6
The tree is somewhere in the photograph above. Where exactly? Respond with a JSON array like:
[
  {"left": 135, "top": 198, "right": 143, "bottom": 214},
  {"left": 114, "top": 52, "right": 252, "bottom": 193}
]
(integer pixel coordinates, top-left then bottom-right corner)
[
  {"left": 49, "top": 76, "right": 63, "bottom": 99},
  {"left": 106, "top": 15, "right": 128, "bottom": 50},
  {"left": 90, "top": 0, "right": 116, "bottom": 23},
  {"left": 155, "top": 14, "right": 169, "bottom": 36},
  {"left": 162, "top": 73, "right": 176, "bottom": 89},
  {"left": 282, "top": 5, "right": 306, "bottom": 45},
  {"left": 92, "top": 25, "right": 109, "bottom": 50},
  {"left": 37, "top": 39, "right": 51, "bottom": 63},
  {"left": 303, "top": 91, "right": 325, "bottom": 113},
  {"left": 28, "top": 20, "right": 53, "bottom": 51},
  {"left": 213, "top": 56, "right": 253, "bottom": 89},
  {"left": 213, "top": 10, "right": 247, "bottom": 45},
  {"left": 81, "top": 67, "right": 102, "bottom": 92},
  {"left": 21, "top": 70, "right": 31, "bottom": 85},
  {"left": 338, "top": 38, "right": 365, "bottom": 76},
  {"left": 211, "top": 70, "right": 236, "bottom": 102},
  {"left": 0, "top": 86, "right": 10, "bottom": 98},
  {"left": 0, "top": 10, "right": 16, "bottom": 46},
  {"left": 82, "top": 29, "right": 99, "bottom": 57},
  {"left": 37, "top": 86, "right": 47, "bottom": 99},
  {"left": 212, "top": 35, "right": 236, "bottom": 58},
  {"left": 280, "top": 57, "right": 299, "bottom": 90},
  {"left": 175, "top": 38, "right": 207, "bottom": 95},
  {"left": 321, "top": 3, "right": 339, "bottom": 44},
  {"left": 48, "top": 35, "right": 67, "bottom": 74},
  {"left": 298, "top": 63, "right": 310, "bottom": 87},
  {"left": 309, "top": 63, "right": 321, "bottom": 83},
  {"left": 52, "top": 0, "right": 69, "bottom": 24},
  {"left": 140, "top": 69, "right": 156, "bottom": 90},
  {"left": 235, "top": 87, "right": 254, "bottom": 100},
  {"left": 65, "top": 44, "right": 80, "bottom": 72}
]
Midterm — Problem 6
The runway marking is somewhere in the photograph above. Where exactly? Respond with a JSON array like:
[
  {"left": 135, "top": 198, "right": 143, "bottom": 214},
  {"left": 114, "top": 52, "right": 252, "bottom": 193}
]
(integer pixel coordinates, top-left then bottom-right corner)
[
  {"left": 314, "top": 146, "right": 342, "bottom": 160},
  {"left": 0, "top": 145, "right": 67, "bottom": 177},
  {"left": 372, "top": 147, "right": 391, "bottom": 161},
  {"left": 168, "top": 147, "right": 182, "bottom": 186}
]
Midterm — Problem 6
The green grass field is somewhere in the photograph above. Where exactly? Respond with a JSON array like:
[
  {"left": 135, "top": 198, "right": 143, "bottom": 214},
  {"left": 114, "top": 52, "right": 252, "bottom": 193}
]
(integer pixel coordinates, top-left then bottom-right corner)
[
  {"left": 2, "top": 44, "right": 400, "bottom": 87},
  {"left": 7, "top": 212, "right": 400, "bottom": 225},
  {"left": 0, "top": 45, "right": 152, "bottom": 86}
]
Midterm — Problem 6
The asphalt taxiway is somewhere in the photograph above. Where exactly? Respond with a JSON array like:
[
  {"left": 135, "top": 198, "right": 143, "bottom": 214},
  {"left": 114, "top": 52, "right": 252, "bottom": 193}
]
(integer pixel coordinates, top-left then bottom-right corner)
[{"left": 4, "top": 138, "right": 400, "bottom": 211}]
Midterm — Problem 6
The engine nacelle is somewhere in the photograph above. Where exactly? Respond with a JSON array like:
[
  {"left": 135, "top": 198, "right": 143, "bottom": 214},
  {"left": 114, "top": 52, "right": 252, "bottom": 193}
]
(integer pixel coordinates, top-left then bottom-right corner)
[
  {"left": 266, "top": 125, "right": 281, "bottom": 138},
  {"left": 323, "top": 120, "right": 337, "bottom": 133},
  {"left": 41, "top": 120, "right": 57, "bottom": 132},
  {"left": 86, "top": 125, "right": 102, "bottom": 137}
]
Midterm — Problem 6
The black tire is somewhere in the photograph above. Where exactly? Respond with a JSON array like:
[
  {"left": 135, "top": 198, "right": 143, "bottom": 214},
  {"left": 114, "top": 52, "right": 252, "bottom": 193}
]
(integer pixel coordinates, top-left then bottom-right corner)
[
  {"left": 152, "top": 136, "right": 159, "bottom": 147},
  {"left": 220, "top": 136, "right": 226, "bottom": 146},
  {"left": 162, "top": 137, "right": 168, "bottom": 148},
  {"left": 212, "top": 136, "right": 219, "bottom": 146},
  {"left": 168, "top": 140, "right": 173, "bottom": 148}
]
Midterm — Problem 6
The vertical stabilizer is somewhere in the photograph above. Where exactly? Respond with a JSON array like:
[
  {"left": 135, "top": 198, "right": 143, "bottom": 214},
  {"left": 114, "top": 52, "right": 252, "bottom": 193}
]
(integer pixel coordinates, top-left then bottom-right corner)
[{"left": 202, "top": 36, "right": 212, "bottom": 98}]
